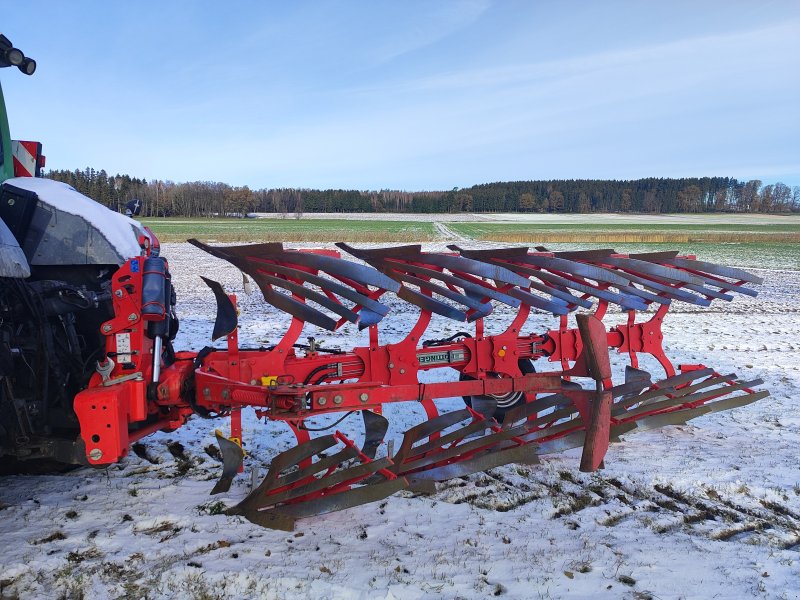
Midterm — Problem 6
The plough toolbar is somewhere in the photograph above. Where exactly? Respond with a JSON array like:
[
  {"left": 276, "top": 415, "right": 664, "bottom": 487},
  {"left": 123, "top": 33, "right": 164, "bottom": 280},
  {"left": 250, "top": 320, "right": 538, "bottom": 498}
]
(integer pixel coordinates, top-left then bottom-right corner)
[{"left": 75, "top": 240, "right": 768, "bottom": 530}]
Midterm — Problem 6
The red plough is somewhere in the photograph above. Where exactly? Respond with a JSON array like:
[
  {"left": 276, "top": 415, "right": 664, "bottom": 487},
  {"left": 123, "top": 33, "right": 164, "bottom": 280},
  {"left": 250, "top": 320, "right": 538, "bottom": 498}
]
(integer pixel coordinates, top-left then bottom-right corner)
[{"left": 74, "top": 240, "right": 768, "bottom": 530}]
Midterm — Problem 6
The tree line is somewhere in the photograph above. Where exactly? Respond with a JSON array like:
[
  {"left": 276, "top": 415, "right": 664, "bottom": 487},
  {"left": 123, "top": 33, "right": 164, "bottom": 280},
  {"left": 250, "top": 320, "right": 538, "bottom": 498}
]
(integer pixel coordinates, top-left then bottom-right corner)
[{"left": 46, "top": 168, "right": 800, "bottom": 217}]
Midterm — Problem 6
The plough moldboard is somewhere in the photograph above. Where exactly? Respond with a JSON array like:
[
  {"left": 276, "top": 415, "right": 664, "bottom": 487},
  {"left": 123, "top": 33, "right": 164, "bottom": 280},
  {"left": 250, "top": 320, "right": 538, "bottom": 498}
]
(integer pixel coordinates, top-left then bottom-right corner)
[{"left": 179, "top": 240, "right": 768, "bottom": 530}]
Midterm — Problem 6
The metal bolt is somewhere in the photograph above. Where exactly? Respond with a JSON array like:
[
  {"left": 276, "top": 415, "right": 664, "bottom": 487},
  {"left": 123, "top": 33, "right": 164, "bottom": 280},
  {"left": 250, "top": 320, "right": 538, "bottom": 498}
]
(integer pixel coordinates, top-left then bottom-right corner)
[
  {"left": 399, "top": 369, "right": 405, "bottom": 374},
  {"left": 128, "top": 313, "right": 138, "bottom": 321},
  {"left": 359, "top": 393, "right": 369, "bottom": 403},
  {"left": 88, "top": 448, "right": 103, "bottom": 461},
  {"left": 221, "top": 389, "right": 230, "bottom": 400},
  {"left": 388, "top": 363, "right": 394, "bottom": 369},
  {"left": 250, "top": 379, "right": 257, "bottom": 385},
  {"left": 115, "top": 289, "right": 123, "bottom": 298},
  {"left": 202, "top": 387, "right": 210, "bottom": 397},
  {"left": 102, "top": 324, "right": 112, "bottom": 333},
  {"left": 333, "top": 395, "right": 343, "bottom": 405},
  {"left": 7, "top": 198, "right": 14, "bottom": 206},
  {"left": 318, "top": 397, "right": 327, "bottom": 406}
]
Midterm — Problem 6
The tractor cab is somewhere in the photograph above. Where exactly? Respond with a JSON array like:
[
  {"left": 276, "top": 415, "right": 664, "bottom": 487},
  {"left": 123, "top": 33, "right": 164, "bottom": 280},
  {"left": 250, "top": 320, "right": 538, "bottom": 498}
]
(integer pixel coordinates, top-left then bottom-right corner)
[{"left": 1, "top": 34, "right": 138, "bottom": 275}]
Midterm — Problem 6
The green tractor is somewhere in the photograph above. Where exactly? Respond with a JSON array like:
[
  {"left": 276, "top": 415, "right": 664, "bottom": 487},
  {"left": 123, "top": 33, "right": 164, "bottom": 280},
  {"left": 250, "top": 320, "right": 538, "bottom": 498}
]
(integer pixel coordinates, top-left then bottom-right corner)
[
  {"left": 0, "top": 33, "right": 38, "bottom": 184},
  {"left": 1, "top": 33, "right": 38, "bottom": 279},
  {"left": 0, "top": 34, "right": 155, "bottom": 469}
]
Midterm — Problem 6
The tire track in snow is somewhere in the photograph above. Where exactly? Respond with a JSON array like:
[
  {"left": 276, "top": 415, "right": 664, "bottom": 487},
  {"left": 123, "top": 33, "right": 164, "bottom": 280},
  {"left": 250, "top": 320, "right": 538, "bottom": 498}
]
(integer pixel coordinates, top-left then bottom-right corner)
[
  {"left": 433, "top": 222, "right": 471, "bottom": 242},
  {"left": 432, "top": 467, "right": 800, "bottom": 550}
]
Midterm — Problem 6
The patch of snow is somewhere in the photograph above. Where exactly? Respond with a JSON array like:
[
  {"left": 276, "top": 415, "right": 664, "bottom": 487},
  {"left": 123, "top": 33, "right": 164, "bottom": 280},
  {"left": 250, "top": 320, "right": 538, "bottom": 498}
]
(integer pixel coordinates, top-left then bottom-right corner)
[
  {"left": 244, "top": 212, "right": 800, "bottom": 225},
  {"left": 1, "top": 241, "right": 798, "bottom": 599}
]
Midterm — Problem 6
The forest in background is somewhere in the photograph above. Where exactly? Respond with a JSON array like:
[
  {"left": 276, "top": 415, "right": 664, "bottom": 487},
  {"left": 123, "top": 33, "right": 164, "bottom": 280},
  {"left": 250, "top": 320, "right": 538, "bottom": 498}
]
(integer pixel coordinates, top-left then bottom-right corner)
[{"left": 46, "top": 168, "right": 800, "bottom": 217}]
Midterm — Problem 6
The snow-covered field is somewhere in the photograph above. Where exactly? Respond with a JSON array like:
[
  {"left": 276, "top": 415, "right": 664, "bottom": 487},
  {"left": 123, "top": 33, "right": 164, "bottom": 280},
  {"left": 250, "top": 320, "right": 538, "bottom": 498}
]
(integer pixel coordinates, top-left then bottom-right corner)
[
  {"left": 249, "top": 212, "right": 799, "bottom": 225},
  {"left": 1, "top": 241, "right": 799, "bottom": 600}
]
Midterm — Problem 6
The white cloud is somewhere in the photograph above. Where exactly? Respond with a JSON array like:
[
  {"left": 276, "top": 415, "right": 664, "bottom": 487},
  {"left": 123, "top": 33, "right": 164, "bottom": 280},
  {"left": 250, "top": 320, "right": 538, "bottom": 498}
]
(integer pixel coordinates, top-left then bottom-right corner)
[{"left": 368, "top": 0, "right": 491, "bottom": 65}]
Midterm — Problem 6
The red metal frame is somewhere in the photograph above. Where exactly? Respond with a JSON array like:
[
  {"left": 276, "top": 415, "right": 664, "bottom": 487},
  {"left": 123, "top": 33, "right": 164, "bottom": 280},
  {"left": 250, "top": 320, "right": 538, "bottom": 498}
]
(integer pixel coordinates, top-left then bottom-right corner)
[
  {"left": 74, "top": 248, "right": 193, "bottom": 465},
  {"left": 72, "top": 244, "right": 765, "bottom": 474}
]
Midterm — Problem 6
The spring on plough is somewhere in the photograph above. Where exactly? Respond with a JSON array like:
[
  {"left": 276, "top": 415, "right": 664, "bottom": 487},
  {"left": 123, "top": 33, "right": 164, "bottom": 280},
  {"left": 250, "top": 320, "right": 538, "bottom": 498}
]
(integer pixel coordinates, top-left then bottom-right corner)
[{"left": 188, "top": 240, "right": 769, "bottom": 530}]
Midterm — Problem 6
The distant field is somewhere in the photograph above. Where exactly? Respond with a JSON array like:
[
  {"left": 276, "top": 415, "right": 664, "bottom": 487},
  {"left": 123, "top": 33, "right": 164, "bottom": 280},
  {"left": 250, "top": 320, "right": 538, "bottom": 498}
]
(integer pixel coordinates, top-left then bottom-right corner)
[
  {"left": 446, "top": 222, "right": 800, "bottom": 270},
  {"left": 448, "top": 222, "right": 800, "bottom": 244},
  {"left": 246, "top": 212, "right": 799, "bottom": 225},
  {"left": 140, "top": 217, "right": 437, "bottom": 242},
  {"left": 512, "top": 241, "right": 799, "bottom": 271},
  {"left": 140, "top": 216, "right": 800, "bottom": 269}
]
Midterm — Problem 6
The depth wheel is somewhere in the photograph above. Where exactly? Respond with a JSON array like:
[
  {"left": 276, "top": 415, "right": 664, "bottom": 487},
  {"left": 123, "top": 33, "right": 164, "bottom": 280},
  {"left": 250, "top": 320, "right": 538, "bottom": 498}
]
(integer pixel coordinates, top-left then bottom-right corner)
[{"left": 461, "top": 359, "right": 536, "bottom": 423}]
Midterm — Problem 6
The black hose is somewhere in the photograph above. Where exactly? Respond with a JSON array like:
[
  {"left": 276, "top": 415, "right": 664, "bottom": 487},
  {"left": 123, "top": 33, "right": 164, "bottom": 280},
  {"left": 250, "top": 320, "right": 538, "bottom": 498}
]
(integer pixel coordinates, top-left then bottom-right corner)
[
  {"left": 299, "top": 362, "right": 348, "bottom": 430},
  {"left": 303, "top": 363, "right": 339, "bottom": 385},
  {"left": 422, "top": 331, "right": 473, "bottom": 347},
  {"left": 299, "top": 410, "right": 355, "bottom": 432},
  {"left": 292, "top": 342, "right": 345, "bottom": 355}
]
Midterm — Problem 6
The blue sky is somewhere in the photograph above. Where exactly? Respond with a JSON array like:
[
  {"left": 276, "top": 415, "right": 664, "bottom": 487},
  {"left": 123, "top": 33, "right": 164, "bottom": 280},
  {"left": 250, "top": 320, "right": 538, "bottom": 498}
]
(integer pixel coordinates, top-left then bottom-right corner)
[{"left": 2, "top": 1, "right": 799, "bottom": 190}]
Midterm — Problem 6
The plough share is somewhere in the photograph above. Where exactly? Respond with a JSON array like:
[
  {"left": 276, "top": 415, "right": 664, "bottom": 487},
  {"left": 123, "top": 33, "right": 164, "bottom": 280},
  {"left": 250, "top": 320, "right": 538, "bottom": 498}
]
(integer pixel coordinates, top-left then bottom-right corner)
[{"left": 73, "top": 239, "right": 768, "bottom": 531}]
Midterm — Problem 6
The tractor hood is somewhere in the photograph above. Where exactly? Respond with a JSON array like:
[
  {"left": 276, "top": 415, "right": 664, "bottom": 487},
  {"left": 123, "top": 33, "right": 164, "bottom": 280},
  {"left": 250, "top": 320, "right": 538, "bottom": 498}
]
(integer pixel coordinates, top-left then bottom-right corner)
[{"left": 0, "top": 177, "right": 147, "bottom": 267}]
